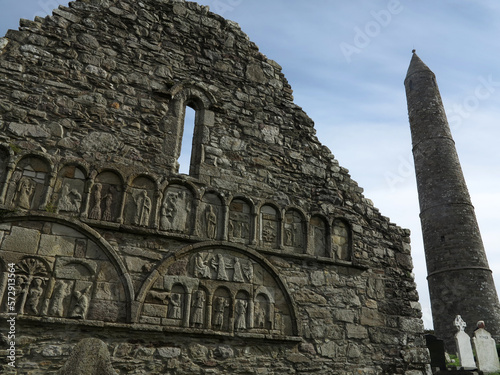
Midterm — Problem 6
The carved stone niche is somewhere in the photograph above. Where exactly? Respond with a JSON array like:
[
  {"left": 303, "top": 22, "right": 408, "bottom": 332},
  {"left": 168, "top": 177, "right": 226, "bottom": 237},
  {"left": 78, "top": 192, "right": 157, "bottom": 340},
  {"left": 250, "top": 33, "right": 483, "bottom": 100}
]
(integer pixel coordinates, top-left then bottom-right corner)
[
  {"left": 1, "top": 256, "right": 52, "bottom": 316},
  {"left": 333, "top": 218, "right": 351, "bottom": 261},
  {"left": 310, "top": 215, "right": 328, "bottom": 257},
  {"left": 6, "top": 156, "right": 50, "bottom": 211},
  {"left": 260, "top": 205, "right": 279, "bottom": 248},
  {"left": 197, "top": 192, "right": 223, "bottom": 240},
  {"left": 139, "top": 246, "right": 297, "bottom": 337},
  {"left": 229, "top": 199, "right": 252, "bottom": 245},
  {"left": 284, "top": 209, "right": 306, "bottom": 254},
  {"left": 124, "top": 176, "right": 156, "bottom": 228},
  {"left": 159, "top": 184, "right": 193, "bottom": 233},
  {"left": 88, "top": 171, "right": 123, "bottom": 222},
  {"left": 54, "top": 165, "right": 86, "bottom": 214},
  {"left": 0, "top": 221, "right": 130, "bottom": 323}
]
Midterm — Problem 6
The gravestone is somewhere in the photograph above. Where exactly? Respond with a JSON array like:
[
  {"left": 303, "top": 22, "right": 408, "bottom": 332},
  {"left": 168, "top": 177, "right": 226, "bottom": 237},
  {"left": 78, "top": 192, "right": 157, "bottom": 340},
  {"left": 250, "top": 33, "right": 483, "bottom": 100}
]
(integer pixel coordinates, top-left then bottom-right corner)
[
  {"left": 473, "top": 322, "right": 500, "bottom": 373},
  {"left": 455, "top": 315, "right": 476, "bottom": 369},
  {"left": 425, "top": 334, "right": 447, "bottom": 371}
]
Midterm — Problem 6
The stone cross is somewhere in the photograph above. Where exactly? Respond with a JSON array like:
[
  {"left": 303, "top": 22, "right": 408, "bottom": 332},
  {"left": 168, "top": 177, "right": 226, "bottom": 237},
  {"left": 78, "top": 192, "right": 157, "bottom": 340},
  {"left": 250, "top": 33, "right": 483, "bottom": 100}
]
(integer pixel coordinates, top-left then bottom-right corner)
[
  {"left": 473, "top": 321, "right": 500, "bottom": 373},
  {"left": 453, "top": 315, "right": 476, "bottom": 369}
]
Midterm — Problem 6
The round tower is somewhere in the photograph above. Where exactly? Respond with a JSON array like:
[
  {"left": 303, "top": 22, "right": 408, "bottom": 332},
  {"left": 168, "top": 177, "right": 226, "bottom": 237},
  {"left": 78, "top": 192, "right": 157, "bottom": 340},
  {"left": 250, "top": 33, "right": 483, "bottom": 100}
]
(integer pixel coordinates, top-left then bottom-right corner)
[{"left": 404, "top": 51, "right": 500, "bottom": 348}]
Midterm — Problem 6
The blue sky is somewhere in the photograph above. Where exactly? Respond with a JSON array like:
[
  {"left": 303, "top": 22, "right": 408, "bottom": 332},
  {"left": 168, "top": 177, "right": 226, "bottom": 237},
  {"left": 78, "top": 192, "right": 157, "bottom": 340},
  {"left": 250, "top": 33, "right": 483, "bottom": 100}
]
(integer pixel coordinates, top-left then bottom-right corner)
[{"left": 2, "top": 0, "right": 500, "bottom": 330}]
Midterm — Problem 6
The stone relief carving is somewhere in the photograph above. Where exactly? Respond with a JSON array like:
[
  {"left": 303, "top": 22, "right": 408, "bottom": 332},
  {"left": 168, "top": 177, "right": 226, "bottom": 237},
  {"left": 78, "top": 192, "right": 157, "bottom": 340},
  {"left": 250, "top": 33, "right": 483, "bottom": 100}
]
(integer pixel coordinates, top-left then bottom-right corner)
[
  {"left": 198, "top": 193, "right": 222, "bottom": 240},
  {"left": 89, "top": 183, "right": 103, "bottom": 220},
  {"left": 311, "top": 216, "right": 328, "bottom": 257},
  {"left": 191, "top": 289, "right": 205, "bottom": 328},
  {"left": 235, "top": 299, "right": 248, "bottom": 330},
  {"left": 205, "top": 205, "right": 218, "bottom": 240},
  {"left": 229, "top": 199, "right": 251, "bottom": 244},
  {"left": 70, "top": 285, "right": 92, "bottom": 319},
  {"left": 17, "top": 177, "right": 36, "bottom": 209},
  {"left": 160, "top": 185, "right": 192, "bottom": 232},
  {"left": 48, "top": 280, "right": 71, "bottom": 317},
  {"left": 133, "top": 190, "right": 152, "bottom": 227},
  {"left": 140, "top": 249, "right": 295, "bottom": 336},
  {"left": 56, "top": 166, "right": 86, "bottom": 213},
  {"left": 333, "top": 219, "right": 350, "bottom": 260},
  {"left": 12, "top": 257, "right": 50, "bottom": 315},
  {"left": 284, "top": 210, "right": 305, "bottom": 252},
  {"left": 7, "top": 158, "right": 50, "bottom": 211},
  {"left": 213, "top": 295, "right": 229, "bottom": 331},
  {"left": 261, "top": 205, "right": 279, "bottom": 247},
  {"left": 58, "top": 184, "right": 83, "bottom": 213}
]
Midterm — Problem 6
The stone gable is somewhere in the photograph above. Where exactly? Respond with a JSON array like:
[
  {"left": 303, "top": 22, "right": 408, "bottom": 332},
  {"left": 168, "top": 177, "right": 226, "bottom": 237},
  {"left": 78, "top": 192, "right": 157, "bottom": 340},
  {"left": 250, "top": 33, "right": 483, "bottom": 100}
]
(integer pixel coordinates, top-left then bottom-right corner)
[{"left": 0, "top": 0, "right": 428, "bottom": 373}]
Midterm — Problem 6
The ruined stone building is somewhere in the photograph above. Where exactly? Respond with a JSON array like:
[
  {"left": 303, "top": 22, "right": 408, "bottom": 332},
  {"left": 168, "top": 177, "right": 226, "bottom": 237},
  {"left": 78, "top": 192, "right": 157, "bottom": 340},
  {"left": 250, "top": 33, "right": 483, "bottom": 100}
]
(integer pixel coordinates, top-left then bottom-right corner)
[
  {"left": 0, "top": 1, "right": 430, "bottom": 373},
  {"left": 405, "top": 52, "right": 500, "bottom": 350}
]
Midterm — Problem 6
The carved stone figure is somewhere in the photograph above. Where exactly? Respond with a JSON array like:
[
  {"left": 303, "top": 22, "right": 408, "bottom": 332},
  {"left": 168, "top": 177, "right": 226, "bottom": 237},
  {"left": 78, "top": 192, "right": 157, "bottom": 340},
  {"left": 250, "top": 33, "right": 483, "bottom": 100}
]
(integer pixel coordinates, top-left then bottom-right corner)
[
  {"left": 235, "top": 299, "right": 247, "bottom": 330},
  {"left": 70, "top": 285, "right": 92, "bottom": 319},
  {"left": 213, "top": 296, "right": 228, "bottom": 330},
  {"left": 26, "top": 278, "right": 44, "bottom": 315},
  {"left": 255, "top": 303, "right": 266, "bottom": 329},
  {"left": 168, "top": 293, "right": 182, "bottom": 319},
  {"left": 243, "top": 262, "right": 254, "bottom": 283},
  {"left": 211, "top": 254, "right": 229, "bottom": 281},
  {"left": 17, "top": 177, "right": 35, "bottom": 209},
  {"left": 101, "top": 193, "right": 113, "bottom": 221},
  {"left": 89, "top": 183, "right": 102, "bottom": 220},
  {"left": 13, "top": 275, "right": 28, "bottom": 314},
  {"left": 262, "top": 221, "right": 276, "bottom": 243},
  {"left": 194, "top": 253, "right": 211, "bottom": 279},
  {"left": 233, "top": 258, "right": 245, "bottom": 283},
  {"left": 160, "top": 190, "right": 190, "bottom": 232},
  {"left": 49, "top": 280, "right": 71, "bottom": 317},
  {"left": 206, "top": 205, "right": 217, "bottom": 239},
  {"left": 58, "top": 184, "right": 83, "bottom": 213},
  {"left": 191, "top": 290, "right": 205, "bottom": 328},
  {"left": 134, "top": 190, "right": 151, "bottom": 227}
]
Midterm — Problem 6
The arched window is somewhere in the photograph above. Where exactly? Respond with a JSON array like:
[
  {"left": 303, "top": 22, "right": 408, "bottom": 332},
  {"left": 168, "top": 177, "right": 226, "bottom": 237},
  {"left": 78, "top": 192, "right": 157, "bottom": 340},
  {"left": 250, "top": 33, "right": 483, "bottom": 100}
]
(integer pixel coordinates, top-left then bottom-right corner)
[{"left": 178, "top": 105, "right": 196, "bottom": 174}]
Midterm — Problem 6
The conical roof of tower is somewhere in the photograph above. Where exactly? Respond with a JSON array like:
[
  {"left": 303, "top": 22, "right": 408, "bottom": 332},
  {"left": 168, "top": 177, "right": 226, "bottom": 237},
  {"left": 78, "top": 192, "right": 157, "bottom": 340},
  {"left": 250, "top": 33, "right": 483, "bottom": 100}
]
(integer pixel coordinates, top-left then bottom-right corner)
[{"left": 405, "top": 51, "right": 433, "bottom": 80}]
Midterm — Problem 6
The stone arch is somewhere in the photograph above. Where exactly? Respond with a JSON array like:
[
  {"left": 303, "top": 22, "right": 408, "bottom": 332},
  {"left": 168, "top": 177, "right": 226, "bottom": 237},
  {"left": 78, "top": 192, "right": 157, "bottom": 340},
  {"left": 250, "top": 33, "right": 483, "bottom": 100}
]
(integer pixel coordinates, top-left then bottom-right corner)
[
  {"left": 135, "top": 241, "right": 299, "bottom": 337},
  {"left": 6, "top": 154, "right": 52, "bottom": 211},
  {"left": 123, "top": 174, "right": 157, "bottom": 228},
  {"left": 53, "top": 163, "right": 88, "bottom": 215},
  {"left": 228, "top": 196, "right": 255, "bottom": 245},
  {"left": 333, "top": 218, "right": 352, "bottom": 261},
  {"left": 164, "top": 82, "right": 216, "bottom": 177},
  {"left": 0, "top": 214, "right": 134, "bottom": 322},
  {"left": 284, "top": 208, "right": 307, "bottom": 254},
  {"left": 88, "top": 170, "right": 124, "bottom": 223},
  {"left": 310, "top": 214, "right": 330, "bottom": 257}
]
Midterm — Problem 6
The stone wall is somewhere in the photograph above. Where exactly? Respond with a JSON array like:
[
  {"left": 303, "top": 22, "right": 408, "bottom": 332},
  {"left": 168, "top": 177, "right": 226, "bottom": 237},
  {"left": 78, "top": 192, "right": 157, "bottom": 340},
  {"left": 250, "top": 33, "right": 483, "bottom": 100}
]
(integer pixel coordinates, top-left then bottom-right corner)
[{"left": 0, "top": 0, "right": 429, "bottom": 373}]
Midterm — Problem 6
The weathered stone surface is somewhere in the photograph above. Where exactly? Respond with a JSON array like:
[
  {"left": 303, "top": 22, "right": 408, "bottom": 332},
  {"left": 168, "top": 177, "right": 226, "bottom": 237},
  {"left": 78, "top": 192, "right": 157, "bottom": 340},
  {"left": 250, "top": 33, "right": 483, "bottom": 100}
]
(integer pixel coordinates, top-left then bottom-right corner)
[
  {"left": 58, "top": 338, "right": 117, "bottom": 375},
  {"left": 0, "top": 0, "right": 428, "bottom": 374}
]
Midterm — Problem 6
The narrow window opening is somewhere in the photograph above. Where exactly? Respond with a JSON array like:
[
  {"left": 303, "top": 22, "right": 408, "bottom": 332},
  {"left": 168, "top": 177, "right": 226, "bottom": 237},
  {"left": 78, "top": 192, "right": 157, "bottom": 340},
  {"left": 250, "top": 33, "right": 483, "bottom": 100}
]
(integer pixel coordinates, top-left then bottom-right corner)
[{"left": 178, "top": 105, "right": 196, "bottom": 174}]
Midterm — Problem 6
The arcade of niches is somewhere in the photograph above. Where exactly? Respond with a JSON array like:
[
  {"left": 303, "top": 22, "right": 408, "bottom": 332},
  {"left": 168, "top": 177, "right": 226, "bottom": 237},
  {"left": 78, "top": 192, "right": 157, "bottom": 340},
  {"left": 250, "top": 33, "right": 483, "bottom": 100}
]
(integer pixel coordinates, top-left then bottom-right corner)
[{"left": 0, "top": 0, "right": 430, "bottom": 373}]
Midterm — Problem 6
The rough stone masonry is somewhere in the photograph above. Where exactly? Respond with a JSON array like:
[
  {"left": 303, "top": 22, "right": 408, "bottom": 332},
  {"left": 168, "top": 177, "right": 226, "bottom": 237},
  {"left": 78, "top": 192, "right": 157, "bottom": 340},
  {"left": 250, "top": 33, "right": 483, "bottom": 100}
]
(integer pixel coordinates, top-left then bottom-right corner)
[{"left": 0, "top": 0, "right": 430, "bottom": 374}]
